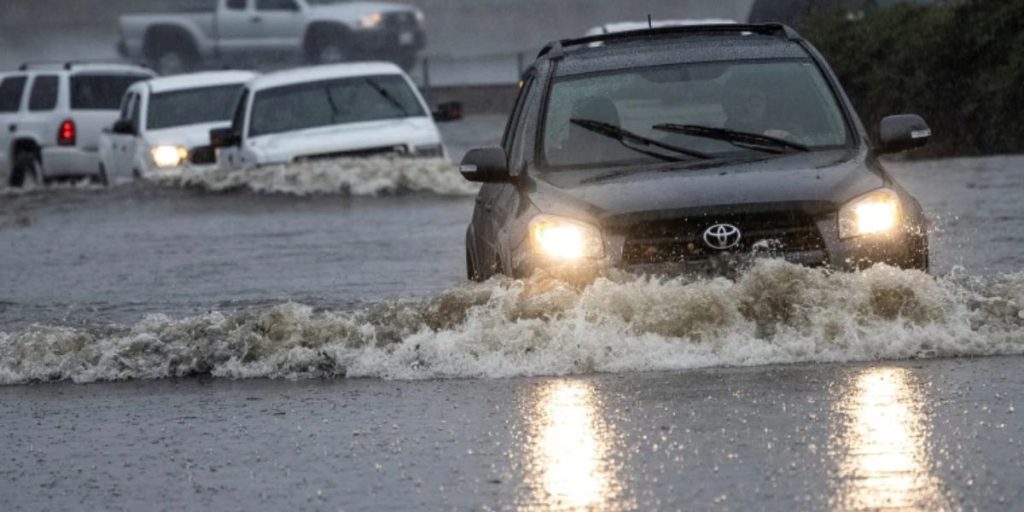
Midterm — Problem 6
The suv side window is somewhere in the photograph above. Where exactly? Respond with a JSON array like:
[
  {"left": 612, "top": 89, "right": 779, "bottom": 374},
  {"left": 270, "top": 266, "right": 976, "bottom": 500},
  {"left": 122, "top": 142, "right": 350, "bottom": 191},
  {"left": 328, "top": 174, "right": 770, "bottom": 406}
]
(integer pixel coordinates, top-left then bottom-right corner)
[
  {"left": 226, "top": 0, "right": 247, "bottom": 10},
  {"left": 0, "top": 75, "right": 27, "bottom": 113},
  {"left": 29, "top": 75, "right": 59, "bottom": 111},
  {"left": 256, "top": 0, "right": 297, "bottom": 11},
  {"left": 502, "top": 74, "right": 535, "bottom": 151}
]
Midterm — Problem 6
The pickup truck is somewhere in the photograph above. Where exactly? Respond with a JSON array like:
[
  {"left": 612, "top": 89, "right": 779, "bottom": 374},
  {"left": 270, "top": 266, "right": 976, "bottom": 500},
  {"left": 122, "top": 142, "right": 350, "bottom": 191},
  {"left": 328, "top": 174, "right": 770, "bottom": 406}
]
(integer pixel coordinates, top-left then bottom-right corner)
[{"left": 117, "top": 0, "right": 426, "bottom": 75}]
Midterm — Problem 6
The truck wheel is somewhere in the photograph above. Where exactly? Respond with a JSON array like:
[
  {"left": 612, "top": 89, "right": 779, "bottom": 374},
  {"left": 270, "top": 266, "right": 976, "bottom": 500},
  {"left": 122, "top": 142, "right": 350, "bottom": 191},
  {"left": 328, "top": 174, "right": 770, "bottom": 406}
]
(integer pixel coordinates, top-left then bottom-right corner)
[
  {"left": 152, "top": 49, "right": 195, "bottom": 76},
  {"left": 308, "top": 28, "right": 350, "bottom": 64},
  {"left": 10, "top": 152, "right": 43, "bottom": 188}
]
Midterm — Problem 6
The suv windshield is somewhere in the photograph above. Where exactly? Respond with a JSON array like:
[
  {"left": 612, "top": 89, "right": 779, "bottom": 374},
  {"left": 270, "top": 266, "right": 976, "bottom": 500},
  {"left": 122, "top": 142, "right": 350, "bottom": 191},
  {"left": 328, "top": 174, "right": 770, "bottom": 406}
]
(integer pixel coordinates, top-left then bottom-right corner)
[
  {"left": 71, "top": 74, "right": 150, "bottom": 110},
  {"left": 248, "top": 74, "right": 425, "bottom": 138},
  {"left": 147, "top": 84, "right": 244, "bottom": 130},
  {"left": 542, "top": 60, "right": 850, "bottom": 170}
]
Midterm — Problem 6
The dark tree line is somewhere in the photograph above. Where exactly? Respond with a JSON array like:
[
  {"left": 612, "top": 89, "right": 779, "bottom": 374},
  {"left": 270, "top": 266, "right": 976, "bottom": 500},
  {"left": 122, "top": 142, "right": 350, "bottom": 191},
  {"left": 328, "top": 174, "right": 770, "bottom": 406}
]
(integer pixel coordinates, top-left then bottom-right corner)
[{"left": 800, "top": 0, "right": 1024, "bottom": 157}]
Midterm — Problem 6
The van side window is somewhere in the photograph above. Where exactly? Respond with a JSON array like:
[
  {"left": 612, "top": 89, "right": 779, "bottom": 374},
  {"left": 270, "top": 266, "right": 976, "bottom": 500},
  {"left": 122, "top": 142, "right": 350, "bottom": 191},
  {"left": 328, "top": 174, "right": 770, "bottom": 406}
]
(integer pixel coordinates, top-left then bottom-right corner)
[
  {"left": 29, "top": 75, "right": 59, "bottom": 112},
  {"left": 226, "top": 0, "right": 247, "bottom": 10},
  {"left": 0, "top": 76, "right": 27, "bottom": 113}
]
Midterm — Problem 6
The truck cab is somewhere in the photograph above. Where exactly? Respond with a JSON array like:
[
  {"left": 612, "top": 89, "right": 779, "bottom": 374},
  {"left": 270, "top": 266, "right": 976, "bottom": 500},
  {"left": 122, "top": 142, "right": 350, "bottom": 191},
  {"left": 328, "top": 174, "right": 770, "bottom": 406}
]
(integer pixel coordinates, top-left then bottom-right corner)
[{"left": 118, "top": 0, "right": 426, "bottom": 75}]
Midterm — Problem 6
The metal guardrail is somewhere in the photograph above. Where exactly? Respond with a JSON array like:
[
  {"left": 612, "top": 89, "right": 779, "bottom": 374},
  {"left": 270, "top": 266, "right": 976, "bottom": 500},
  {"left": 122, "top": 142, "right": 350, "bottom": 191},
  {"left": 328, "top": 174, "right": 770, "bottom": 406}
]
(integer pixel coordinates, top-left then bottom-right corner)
[{"left": 413, "top": 50, "right": 533, "bottom": 88}]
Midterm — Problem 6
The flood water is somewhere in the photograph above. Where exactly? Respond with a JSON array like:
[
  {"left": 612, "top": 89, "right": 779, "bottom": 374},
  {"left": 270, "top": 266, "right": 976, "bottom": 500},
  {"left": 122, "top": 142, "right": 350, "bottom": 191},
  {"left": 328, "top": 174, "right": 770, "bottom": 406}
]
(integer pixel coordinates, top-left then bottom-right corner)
[{"left": 1, "top": 118, "right": 1023, "bottom": 510}]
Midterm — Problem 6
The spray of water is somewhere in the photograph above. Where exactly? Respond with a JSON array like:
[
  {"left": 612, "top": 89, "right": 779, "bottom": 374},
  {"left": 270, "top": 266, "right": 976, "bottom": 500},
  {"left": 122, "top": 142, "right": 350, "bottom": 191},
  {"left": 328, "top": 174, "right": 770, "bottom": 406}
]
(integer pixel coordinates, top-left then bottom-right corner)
[
  {"left": 2, "top": 260, "right": 1022, "bottom": 384},
  {"left": 148, "top": 158, "right": 479, "bottom": 196}
]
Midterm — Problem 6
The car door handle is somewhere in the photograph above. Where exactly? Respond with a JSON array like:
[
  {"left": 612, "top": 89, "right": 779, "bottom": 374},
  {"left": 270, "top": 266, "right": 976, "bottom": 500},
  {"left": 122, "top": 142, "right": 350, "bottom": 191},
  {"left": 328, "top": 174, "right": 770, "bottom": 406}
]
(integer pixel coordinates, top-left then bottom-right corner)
[
  {"left": 250, "top": 16, "right": 262, "bottom": 23},
  {"left": 8, "top": 124, "right": 15, "bottom": 133}
]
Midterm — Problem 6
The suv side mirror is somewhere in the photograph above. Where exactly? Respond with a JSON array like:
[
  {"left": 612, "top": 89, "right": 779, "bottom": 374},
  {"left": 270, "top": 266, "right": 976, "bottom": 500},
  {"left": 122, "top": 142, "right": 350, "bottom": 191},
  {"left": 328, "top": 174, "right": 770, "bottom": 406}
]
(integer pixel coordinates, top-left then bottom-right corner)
[
  {"left": 210, "top": 127, "right": 241, "bottom": 148},
  {"left": 460, "top": 147, "right": 510, "bottom": 183},
  {"left": 433, "top": 101, "right": 463, "bottom": 122},
  {"left": 112, "top": 120, "right": 136, "bottom": 135},
  {"left": 879, "top": 114, "right": 931, "bottom": 154}
]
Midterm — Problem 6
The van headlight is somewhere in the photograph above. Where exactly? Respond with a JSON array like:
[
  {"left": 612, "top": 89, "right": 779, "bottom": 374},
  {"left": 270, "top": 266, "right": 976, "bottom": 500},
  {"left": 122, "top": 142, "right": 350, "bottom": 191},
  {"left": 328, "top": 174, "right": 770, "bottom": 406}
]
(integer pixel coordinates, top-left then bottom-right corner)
[
  {"left": 529, "top": 215, "right": 604, "bottom": 260},
  {"left": 839, "top": 189, "right": 902, "bottom": 239},
  {"left": 150, "top": 145, "right": 189, "bottom": 168}
]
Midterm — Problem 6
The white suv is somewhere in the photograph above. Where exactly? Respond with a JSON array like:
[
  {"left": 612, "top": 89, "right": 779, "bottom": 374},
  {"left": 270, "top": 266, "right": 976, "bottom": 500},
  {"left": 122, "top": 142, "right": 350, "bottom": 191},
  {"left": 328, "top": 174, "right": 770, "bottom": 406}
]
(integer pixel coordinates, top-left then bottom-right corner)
[
  {"left": 0, "top": 62, "right": 155, "bottom": 187},
  {"left": 210, "top": 62, "right": 446, "bottom": 169},
  {"left": 99, "top": 70, "right": 256, "bottom": 181}
]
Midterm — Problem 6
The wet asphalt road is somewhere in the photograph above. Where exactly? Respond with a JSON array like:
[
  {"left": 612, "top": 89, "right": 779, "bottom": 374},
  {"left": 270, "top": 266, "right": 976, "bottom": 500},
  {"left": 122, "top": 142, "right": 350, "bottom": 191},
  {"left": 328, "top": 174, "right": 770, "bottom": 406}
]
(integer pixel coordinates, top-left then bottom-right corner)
[
  {"left": 2, "top": 117, "right": 1024, "bottom": 510},
  {"left": 2, "top": 358, "right": 1022, "bottom": 511}
]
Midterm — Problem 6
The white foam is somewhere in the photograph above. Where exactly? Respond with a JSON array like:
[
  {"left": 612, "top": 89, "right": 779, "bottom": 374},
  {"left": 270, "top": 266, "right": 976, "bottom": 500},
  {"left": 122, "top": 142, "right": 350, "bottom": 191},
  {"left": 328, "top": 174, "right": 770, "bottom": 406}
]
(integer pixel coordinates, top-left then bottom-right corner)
[
  {"left": 2, "top": 260, "right": 1023, "bottom": 384},
  {"left": 149, "top": 158, "right": 479, "bottom": 196}
]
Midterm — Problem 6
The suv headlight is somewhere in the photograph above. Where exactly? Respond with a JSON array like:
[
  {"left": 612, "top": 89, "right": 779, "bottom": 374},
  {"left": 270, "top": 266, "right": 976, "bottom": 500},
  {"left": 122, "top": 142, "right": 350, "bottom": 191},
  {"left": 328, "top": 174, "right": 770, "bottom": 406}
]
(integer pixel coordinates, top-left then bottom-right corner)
[
  {"left": 529, "top": 215, "right": 604, "bottom": 260},
  {"left": 839, "top": 189, "right": 902, "bottom": 239},
  {"left": 150, "top": 145, "right": 189, "bottom": 168}
]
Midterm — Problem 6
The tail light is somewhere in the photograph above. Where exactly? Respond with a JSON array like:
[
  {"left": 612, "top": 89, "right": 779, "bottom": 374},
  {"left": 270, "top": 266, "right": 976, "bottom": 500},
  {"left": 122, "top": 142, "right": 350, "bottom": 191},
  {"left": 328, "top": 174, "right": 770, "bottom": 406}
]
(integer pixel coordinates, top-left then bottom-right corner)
[{"left": 58, "top": 120, "right": 76, "bottom": 146}]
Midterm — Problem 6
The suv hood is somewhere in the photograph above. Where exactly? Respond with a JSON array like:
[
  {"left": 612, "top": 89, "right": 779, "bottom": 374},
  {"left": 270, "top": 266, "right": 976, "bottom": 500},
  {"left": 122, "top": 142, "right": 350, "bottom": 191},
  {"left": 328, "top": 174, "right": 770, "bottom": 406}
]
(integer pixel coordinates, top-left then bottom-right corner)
[
  {"left": 532, "top": 149, "right": 886, "bottom": 220},
  {"left": 309, "top": 2, "right": 416, "bottom": 21}
]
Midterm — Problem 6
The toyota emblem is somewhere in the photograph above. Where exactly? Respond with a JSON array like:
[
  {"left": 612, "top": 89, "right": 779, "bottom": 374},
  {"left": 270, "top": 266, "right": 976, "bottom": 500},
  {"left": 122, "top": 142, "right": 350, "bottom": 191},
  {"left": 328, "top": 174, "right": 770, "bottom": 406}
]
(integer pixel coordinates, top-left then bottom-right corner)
[{"left": 702, "top": 224, "right": 742, "bottom": 251}]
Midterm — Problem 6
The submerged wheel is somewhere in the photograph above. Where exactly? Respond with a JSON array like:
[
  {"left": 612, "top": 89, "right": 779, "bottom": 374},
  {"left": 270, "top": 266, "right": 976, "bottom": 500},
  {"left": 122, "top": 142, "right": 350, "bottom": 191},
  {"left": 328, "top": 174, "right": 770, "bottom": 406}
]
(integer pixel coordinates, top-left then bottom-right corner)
[
  {"left": 466, "top": 247, "right": 482, "bottom": 282},
  {"left": 10, "top": 151, "right": 43, "bottom": 188},
  {"left": 92, "top": 165, "right": 110, "bottom": 187}
]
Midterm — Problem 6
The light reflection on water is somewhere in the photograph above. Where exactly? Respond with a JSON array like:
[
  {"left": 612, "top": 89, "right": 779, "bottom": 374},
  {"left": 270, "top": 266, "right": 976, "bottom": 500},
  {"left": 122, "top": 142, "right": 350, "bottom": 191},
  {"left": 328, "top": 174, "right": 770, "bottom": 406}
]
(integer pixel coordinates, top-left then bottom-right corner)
[
  {"left": 520, "top": 381, "right": 624, "bottom": 511},
  {"left": 832, "top": 367, "right": 948, "bottom": 510}
]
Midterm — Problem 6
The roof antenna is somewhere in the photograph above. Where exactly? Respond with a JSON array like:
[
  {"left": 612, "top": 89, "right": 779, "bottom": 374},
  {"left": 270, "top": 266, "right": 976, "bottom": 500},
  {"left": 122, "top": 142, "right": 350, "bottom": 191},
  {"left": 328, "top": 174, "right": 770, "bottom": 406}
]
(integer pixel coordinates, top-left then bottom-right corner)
[{"left": 647, "top": 14, "right": 653, "bottom": 29}]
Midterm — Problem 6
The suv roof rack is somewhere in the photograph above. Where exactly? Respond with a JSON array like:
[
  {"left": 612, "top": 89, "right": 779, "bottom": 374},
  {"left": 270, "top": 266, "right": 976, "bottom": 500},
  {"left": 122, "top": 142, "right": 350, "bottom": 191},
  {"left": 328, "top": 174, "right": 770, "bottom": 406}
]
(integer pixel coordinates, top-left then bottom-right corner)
[
  {"left": 537, "top": 23, "right": 801, "bottom": 60},
  {"left": 18, "top": 60, "right": 139, "bottom": 71}
]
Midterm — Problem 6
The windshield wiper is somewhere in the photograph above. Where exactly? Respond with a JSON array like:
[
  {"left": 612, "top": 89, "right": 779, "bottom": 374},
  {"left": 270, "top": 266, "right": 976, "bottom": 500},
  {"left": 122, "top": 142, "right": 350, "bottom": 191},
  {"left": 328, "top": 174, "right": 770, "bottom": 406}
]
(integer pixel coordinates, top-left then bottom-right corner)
[
  {"left": 652, "top": 124, "right": 809, "bottom": 154},
  {"left": 363, "top": 78, "right": 409, "bottom": 116},
  {"left": 570, "top": 118, "right": 712, "bottom": 162},
  {"left": 324, "top": 86, "right": 342, "bottom": 122}
]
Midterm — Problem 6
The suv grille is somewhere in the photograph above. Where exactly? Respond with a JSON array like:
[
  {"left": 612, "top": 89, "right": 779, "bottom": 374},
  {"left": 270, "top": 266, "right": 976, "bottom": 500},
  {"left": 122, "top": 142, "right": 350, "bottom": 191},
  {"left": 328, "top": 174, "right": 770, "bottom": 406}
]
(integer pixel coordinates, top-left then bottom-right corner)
[{"left": 622, "top": 211, "right": 826, "bottom": 264}]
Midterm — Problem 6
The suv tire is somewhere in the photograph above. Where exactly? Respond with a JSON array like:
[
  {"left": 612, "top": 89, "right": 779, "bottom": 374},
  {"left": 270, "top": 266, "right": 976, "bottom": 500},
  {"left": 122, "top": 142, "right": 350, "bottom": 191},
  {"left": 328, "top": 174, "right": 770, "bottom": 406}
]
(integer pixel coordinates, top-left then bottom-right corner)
[
  {"left": 152, "top": 48, "right": 197, "bottom": 76},
  {"left": 10, "top": 151, "right": 43, "bottom": 188}
]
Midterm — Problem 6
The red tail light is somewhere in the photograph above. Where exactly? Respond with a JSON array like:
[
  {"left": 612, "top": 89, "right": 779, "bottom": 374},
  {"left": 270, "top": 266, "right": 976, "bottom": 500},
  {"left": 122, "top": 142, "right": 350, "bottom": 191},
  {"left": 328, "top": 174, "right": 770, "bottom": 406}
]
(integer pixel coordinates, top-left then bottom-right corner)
[{"left": 58, "top": 120, "right": 76, "bottom": 146}]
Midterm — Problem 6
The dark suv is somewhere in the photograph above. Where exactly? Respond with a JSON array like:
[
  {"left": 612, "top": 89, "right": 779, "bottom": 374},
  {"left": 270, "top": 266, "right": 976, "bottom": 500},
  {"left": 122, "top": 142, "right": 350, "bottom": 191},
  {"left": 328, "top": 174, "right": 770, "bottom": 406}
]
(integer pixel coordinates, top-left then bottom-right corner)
[{"left": 459, "top": 24, "right": 931, "bottom": 281}]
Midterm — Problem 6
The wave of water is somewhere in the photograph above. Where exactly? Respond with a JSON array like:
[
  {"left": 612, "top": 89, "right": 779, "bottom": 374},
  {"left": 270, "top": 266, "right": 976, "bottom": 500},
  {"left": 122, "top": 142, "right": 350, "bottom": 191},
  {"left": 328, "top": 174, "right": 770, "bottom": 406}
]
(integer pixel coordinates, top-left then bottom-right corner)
[
  {"left": 2, "top": 260, "right": 1023, "bottom": 384},
  {"left": 149, "top": 158, "right": 479, "bottom": 196}
]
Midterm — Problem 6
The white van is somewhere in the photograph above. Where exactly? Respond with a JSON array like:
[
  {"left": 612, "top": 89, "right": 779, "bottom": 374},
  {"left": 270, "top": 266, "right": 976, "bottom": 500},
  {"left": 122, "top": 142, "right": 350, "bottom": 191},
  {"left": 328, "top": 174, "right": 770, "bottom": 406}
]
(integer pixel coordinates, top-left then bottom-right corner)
[
  {"left": 99, "top": 70, "right": 256, "bottom": 180},
  {"left": 210, "top": 62, "right": 446, "bottom": 169}
]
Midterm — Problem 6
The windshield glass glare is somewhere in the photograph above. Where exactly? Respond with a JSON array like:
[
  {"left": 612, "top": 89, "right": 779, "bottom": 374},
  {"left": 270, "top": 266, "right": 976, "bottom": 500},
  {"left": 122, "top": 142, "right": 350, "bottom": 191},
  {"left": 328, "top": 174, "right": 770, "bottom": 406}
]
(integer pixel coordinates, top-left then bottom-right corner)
[
  {"left": 147, "top": 84, "right": 244, "bottom": 130},
  {"left": 542, "top": 60, "right": 850, "bottom": 169},
  {"left": 249, "top": 74, "right": 425, "bottom": 137}
]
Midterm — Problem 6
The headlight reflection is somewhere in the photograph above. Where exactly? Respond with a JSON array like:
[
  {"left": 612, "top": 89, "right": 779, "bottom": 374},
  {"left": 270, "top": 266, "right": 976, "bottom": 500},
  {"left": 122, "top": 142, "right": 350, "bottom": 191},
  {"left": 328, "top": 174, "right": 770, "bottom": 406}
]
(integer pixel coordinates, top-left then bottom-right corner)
[
  {"left": 520, "top": 381, "right": 622, "bottom": 511},
  {"left": 831, "top": 368, "right": 947, "bottom": 510}
]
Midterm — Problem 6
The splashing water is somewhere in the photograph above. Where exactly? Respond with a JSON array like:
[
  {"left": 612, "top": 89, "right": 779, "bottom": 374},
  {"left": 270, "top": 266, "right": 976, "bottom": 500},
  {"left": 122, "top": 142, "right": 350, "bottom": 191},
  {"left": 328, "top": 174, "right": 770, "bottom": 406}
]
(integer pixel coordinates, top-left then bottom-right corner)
[
  {"left": 148, "top": 157, "right": 479, "bottom": 196},
  {"left": 1, "top": 260, "right": 1022, "bottom": 384}
]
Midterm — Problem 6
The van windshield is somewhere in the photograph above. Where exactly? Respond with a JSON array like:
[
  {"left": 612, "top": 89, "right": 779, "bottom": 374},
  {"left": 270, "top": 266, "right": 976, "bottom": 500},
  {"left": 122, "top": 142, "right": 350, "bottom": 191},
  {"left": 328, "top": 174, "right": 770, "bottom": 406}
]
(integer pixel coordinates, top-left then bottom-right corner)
[
  {"left": 542, "top": 60, "right": 850, "bottom": 170},
  {"left": 147, "top": 84, "right": 244, "bottom": 130},
  {"left": 248, "top": 75, "right": 425, "bottom": 137}
]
